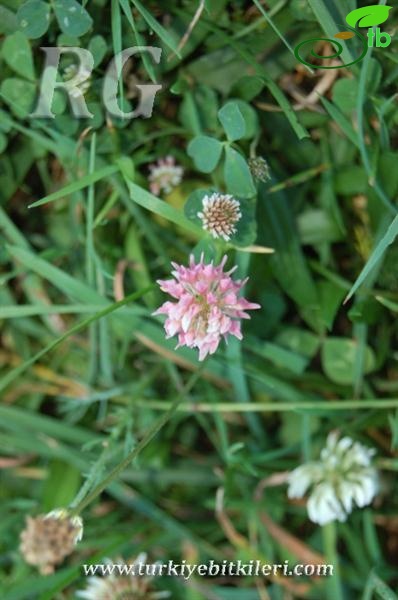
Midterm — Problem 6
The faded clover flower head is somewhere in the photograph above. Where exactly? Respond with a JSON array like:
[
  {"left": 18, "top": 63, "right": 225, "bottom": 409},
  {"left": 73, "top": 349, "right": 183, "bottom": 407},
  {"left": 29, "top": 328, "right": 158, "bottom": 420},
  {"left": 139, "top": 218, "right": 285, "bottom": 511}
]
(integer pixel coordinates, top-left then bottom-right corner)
[
  {"left": 248, "top": 156, "right": 271, "bottom": 182},
  {"left": 197, "top": 193, "right": 242, "bottom": 241},
  {"left": 287, "top": 432, "right": 379, "bottom": 526},
  {"left": 63, "top": 64, "right": 91, "bottom": 99},
  {"left": 20, "top": 508, "right": 83, "bottom": 575},
  {"left": 148, "top": 155, "right": 184, "bottom": 196},
  {"left": 153, "top": 254, "right": 260, "bottom": 361},
  {"left": 76, "top": 553, "right": 170, "bottom": 600}
]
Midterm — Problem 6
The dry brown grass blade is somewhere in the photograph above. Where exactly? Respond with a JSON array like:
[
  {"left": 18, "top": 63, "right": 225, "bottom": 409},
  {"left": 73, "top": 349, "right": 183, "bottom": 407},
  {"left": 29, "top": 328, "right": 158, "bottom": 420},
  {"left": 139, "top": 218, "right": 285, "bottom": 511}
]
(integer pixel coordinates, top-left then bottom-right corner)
[
  {"left": 215, "top": 487, "right": 312, "bottom": 597},
  {"left": 255, "top": 474, "right": 325, "bottom": 566},
  {"left": 167, "top": 0, "right": 206, "bottom": 61},
  {"left": 0, "top": 455, "right": 34, "bottom": 469},
  {"left": 134, "top": 332, "right": 230, "bottom": 389},
  {"left": 259, "top": 511, "right": 325, "bottom": 566}
]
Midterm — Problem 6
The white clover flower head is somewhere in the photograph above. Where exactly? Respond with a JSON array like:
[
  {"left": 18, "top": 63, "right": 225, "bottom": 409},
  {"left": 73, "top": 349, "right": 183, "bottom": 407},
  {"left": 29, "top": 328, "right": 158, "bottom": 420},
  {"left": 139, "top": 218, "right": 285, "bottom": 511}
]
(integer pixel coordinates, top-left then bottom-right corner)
[
  {"left": 63, "top": 64, "right": 91, "bottom": 99},
  {"left": 197, "top": 193, "right": 242, "bottom": 241},
  {"left": 288, "top": 432, "right": 379, "bottom": 526},
  {"left": 45, "top": 508, "right": 83, "bottom": 543},
  {"left": 148, "top": 156, "right": 184, "bottom": 196},
  {"left": 76, "top": 553, "right": 170, "bottom": 600}
]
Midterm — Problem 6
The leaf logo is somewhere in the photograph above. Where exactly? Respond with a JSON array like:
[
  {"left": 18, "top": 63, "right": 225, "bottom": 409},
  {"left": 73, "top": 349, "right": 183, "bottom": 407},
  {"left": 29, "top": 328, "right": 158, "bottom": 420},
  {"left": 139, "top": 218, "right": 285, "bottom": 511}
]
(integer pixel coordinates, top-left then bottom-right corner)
[{"left": 346, "top": 5, "right": 392, "bottom": 28}]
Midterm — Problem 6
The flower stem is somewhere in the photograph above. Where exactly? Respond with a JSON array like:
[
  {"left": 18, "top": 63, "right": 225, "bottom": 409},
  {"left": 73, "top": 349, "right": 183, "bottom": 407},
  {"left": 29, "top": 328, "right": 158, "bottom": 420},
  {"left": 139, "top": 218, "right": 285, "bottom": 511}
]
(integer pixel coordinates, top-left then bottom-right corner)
[
  {"left": 70, "top": 367, "right": 203, "bottom": 516},
  {"left": 322, "top": 522, "right": 344, "bottom": 600}
]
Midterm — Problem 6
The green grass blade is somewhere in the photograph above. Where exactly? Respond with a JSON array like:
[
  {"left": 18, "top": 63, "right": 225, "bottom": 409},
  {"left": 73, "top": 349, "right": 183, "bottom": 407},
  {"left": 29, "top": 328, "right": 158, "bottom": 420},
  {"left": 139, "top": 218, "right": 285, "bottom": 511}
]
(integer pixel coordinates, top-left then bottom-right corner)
[
  {"left": 119, "top": 0, "right": 157, "bottom": 82},
  {"left": 7, "top": 245, "right": 107, "bottom": 304},
  {"left": 321, "top": 97, "right": 360, "bottom": 148},
  {"left": 126, "top": 180, "right": 201, "bottom": 234},
  {"left": 0, "top": 304, "right": 105, "bottom": 318},
  {"left": 111, "top": 0, "right": 124, "bottom": 111},
  {"left": 307, "top": 0, "right": 356, "bottom": 64},
  {"left": 0, "top": 286, "right": 154, "bottom": 393},
  {"left": 130, "top": 0, "right": 181, "bottom": 57},
  {"left": 345, "top": 214, "right": 398, "bottom": 302},
  {"left": 363, "top": 573, "right": 398, "bottom": 600},
  {"left": 252, "top": 0, "right": 312, "bottom": 72},
  {"left": 28, "top": 164, "right": 119, "bottom": 208}
]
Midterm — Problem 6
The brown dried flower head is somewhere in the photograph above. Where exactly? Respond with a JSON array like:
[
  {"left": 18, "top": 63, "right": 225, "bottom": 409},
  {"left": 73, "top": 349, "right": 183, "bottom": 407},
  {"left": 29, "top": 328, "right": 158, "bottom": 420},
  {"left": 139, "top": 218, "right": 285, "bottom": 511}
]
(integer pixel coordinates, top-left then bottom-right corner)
[{"left": 19, "top": 509, "right": 83, "bottom": 575}]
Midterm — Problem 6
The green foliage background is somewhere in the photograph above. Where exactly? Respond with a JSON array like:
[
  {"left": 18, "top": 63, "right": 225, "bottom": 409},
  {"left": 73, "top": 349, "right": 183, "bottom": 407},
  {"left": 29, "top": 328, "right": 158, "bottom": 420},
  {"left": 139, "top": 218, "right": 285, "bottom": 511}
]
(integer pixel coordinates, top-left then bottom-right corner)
[{"left": 0, "top": 0, "right": 398, "bottom": 598}]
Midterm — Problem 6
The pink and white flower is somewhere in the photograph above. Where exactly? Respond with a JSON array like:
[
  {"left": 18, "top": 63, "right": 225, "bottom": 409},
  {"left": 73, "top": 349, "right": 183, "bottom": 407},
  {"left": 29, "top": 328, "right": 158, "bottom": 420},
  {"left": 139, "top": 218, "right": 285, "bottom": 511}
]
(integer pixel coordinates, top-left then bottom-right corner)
[
  {"left": 197, "top": 193, "right": 242, "bottom": 241},
  {"left": 153, "top": 255, "right": 260, "bottom": 361},
  {"left": 148, "top": 156, "right": 184, "bottom": 196}
]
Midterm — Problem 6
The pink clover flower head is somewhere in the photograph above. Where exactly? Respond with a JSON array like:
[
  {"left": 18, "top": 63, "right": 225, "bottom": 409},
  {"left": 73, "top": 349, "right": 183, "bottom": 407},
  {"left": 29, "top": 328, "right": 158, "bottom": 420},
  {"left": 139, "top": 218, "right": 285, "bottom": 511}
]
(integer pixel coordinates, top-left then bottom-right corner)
[
  {"left": 148, "top": 155, "right": 184, "bottom": 196},
  {"left": 153, "top": 254, "right": 260, "bottom": 361}
]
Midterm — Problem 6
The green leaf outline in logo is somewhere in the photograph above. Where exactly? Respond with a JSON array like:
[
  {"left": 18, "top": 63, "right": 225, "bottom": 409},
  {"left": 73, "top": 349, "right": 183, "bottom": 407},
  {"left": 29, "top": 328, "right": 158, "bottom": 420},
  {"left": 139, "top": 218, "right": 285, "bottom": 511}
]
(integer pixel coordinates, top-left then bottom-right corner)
[
  {"left": 346, "top": 5, "right": 392, "bottom": 29},
  {"left": 294, "top": 26, "right": 368, "bottom": 70}
]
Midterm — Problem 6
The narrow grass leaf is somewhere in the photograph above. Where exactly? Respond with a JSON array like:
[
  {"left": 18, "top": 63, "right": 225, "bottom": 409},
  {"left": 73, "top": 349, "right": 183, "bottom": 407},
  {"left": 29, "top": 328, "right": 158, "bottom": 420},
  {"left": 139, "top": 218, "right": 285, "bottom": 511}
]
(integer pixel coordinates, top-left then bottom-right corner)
[
  {"left": 28, "top": 164, "right": 119, "bottom": 208},
  {"left": 131, "top": 0, "right": 181, "bottom": 57}
]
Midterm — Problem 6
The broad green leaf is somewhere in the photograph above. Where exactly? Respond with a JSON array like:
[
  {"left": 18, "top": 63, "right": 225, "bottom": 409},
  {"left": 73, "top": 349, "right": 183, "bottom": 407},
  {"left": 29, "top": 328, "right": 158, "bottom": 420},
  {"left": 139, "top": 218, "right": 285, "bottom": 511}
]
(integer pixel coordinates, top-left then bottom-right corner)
[
  {"left": 276, "top": 328, "right": 320, "bottom": 359},
  {"left": 231, "top": 76, "right": 265, "bottom": 102},
  {"left": 88, "top": 34, "right": 108, "bottom": 67},
  {"left": 187, "top": 136, "right": 223, "bottom": 173},
  {"left": 17, "top": 0, "right": 51, "bottom": 39},
  {"left": 318, "top": 281, "right": 346, "bottom": 330},
  {"left": 0, "top": 78, "right": 36, "bottom": 118},
  {"left": 335, "top": 166, "right": 367, "bottom": 196},
  {"left": 346, "top": 5, "right": 392, "bottom": 28},
  {"left": 2, "top": 32, "right": 34, "bottom": 80},
  {"left": 53, "top": 0, "right": 93, "bottom": 37},
  {"left": 0, "top": 109, "right": 12, "bottom": 134},
  {"left": 184, "top": 188, "right": 216, "bottom": 224},
  {"left": 332, "top": 78, "right": 359, "bottom": 114},
  {"left": 218, "top": 101, "right": 246, "bottom": 141},
  {"left": 0, "top": 6, "right": 18, "bottom": 34},
  {"left": 42, "top": 461, "right": 81, "bottom": 511},
  {"left": 257, "top": 184, "right": 321, "bottom": 331},
  {"left": 297, "top": 209, "right": 343, "bottom": 245},
  {"left": 0, "top": 132, "right": 7, "bottom": 154},
  {"left": 321, "top": 337, "right": 376, "bottom": 385},
  {"left": 232, "top": 197, "right": 257, "bottom": 247},
  {"left": 224, "top": 147, "right": 256, "bottom": 198},
  {"left": 179, "top": 86, "right": 219, "bottom": 134},
  {"left": 252, "top": 340, "right": 309, "bottom": 375},
  {"left": 232, "top": 99, "right": 259, "bottom": 139}
]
